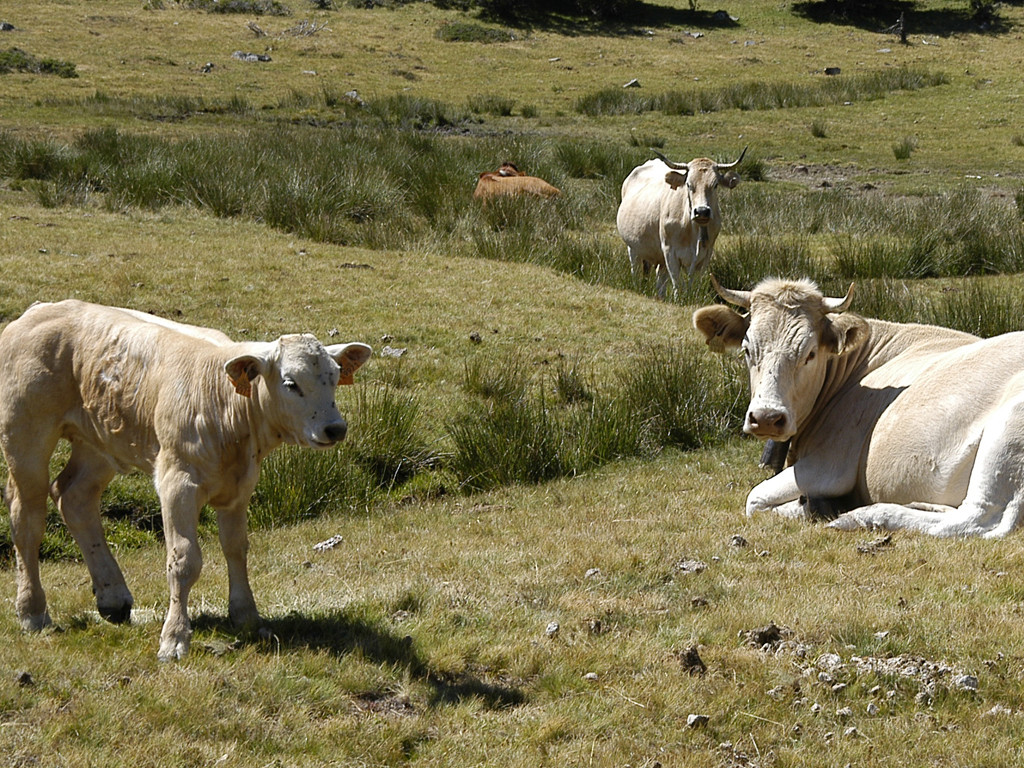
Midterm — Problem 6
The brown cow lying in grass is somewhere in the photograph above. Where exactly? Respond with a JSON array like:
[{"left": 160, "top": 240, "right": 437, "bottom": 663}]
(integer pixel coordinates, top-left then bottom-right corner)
[
  {"left": 473, "top": 162, "right": 561, "bottom": 202},
  {"left": 0, "top": 300, "right": 371, "bottom": 660}
]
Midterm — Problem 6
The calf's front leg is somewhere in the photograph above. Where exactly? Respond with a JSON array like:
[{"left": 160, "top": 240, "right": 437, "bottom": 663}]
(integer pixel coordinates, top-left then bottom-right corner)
[
  {"left": 216, "top": 500, "right": 261, "bottom": 629},
  {"left": 156, "top": 462, "right": 204, "bottom": 661}
]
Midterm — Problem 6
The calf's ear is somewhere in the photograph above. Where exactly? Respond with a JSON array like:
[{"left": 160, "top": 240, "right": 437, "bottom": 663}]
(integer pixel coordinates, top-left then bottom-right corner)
[
  {"left": 225, "top": 355, "right": 264, "bottom": 397},
  {"left": 693, "top": 305, "right": 748, "bottom": 353},
  {"left": 822, "top": 313, "right": 869, "bottom": 356},
  {"left": 328, "top": 342, "right": 373, "bottom": 385}
]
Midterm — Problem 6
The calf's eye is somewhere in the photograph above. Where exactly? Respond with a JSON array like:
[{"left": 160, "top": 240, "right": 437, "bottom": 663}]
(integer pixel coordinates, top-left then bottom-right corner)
[{"left": 284, "top": 379, "right": 304, "bottom": 396}]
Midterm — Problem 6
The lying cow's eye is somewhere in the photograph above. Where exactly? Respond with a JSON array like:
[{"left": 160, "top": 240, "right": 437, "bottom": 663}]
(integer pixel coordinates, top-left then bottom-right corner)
[{"left": 283, "top": 379, "right": 304, "bottom": 396}]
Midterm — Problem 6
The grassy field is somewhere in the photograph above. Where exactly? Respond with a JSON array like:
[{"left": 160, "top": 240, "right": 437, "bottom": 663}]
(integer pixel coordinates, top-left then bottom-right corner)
[{"left": 2, "top": 0, "right": 1024, "bottom": 765}]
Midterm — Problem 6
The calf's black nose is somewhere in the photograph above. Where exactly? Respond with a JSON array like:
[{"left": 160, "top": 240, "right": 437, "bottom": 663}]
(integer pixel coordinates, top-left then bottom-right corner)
[{"left": 324, "top": 422, "right": 348, "bottom": 443}]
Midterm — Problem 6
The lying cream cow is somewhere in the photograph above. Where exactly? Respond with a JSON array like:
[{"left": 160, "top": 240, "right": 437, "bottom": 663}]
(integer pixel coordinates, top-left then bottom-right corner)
[
  {"left": 693, "top": 276, "right": 1024, "bottom": 538},
  {"left": 0, "top": 300, "right": 371, "bottom": 659}
]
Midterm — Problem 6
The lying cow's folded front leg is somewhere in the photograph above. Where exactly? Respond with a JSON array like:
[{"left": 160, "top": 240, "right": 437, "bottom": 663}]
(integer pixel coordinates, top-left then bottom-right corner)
[{"left": 745, "top": 466, "right": 803, "bottom": 517}]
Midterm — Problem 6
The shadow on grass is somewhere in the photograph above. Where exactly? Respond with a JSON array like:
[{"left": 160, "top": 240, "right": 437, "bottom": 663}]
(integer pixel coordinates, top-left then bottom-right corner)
[
  {"left": 790, "top": 0, "right": 1008, "bottom": 35},
  {"left": 192, "top": 610, "right": 526, "bottom": 711},
  {"left": 482, "top": 1, "right": 739, "bottom": 36}
]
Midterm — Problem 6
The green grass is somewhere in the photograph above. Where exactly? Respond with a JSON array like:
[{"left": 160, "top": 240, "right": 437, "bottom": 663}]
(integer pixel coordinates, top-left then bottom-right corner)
[{"left": 3, "top": 0, "right": 1024, "bottom": 763}]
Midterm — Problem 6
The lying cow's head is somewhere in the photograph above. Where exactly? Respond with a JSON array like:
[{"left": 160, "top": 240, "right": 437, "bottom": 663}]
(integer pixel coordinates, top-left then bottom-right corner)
[
  {"left": 225, "top": 335, "right": 372, "bottom": 448},
  {"left": 655, "top": 147, "right": 746, "bottom": 225},
  {"left": 693, "top": 276, "right": 867, "bottom": 441}
]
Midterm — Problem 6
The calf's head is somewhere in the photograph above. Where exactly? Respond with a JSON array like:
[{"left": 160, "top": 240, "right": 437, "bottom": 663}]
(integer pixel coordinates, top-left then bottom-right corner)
[
  {"left": 655, "top": 147, "right": 746, "bottom": 225},
  {"left": 693, "top": 276, "right": 866, "bottom": 441},
  {"left": 225, "top": 334, "right": 372, "bottom": 448}
]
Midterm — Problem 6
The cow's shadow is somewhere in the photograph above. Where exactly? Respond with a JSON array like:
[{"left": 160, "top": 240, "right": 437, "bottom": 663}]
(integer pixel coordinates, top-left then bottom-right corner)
[
  {"left": 791, "top": 0, "right": 1008, "bottom": 35},
  {"left": 191, "top": 610, "right": 525, "bottom": 710},
  {"left": 484, "top": 2, "right": 739, "bottom": 36}
]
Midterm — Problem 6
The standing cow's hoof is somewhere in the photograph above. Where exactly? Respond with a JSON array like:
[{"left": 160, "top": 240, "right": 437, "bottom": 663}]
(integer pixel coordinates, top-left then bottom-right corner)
[
  {"left": 19, "top": 611, "right": 53, "bottom": 632},
  {"left": 98, "top": 600, "right": 133, "bottom": 624}
]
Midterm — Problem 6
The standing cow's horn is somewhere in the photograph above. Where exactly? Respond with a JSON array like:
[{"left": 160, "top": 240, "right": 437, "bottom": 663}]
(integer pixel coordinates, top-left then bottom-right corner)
[
  {"left": 715, "top": 146, "right": 748, "bottom": 170},
  {"left": 823, "top": 283, "right": 855, "bottom": 313},
  {"left": 651, "top": 149, "right": 689, "bottom": 171},
  {"left": 710, "top": 274, "right": 751, "bottom": 308}
]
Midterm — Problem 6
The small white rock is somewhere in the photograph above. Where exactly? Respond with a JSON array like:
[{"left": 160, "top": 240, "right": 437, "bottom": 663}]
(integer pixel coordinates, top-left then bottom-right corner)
[
  {"left": 583, "top": 672, "right": 599, "bottom": 682},
  {"left": 867, "top": 703, "right": 880, "bottom": 716},
  {"left": 687, "top": 714, "right": 709, "bottom": 728},
  {"left": 545, "top": 621, "right": 560, "bottom": 638}
]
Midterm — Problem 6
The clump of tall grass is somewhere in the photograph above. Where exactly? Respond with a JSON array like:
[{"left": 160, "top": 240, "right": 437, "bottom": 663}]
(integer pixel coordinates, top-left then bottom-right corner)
[
  {"left": 468, "top": 94, "right": 515, "bottom": 116},
  {"left": 892, "top": 136, "right": 917, "bottom": 160},
  {"left": 0, "top": 47, "right": 77, "bottom": 78},
  {"left": 347, "top": 385, "right": 439, "bottom": 487},
  {"left": 810, "top": 119, "right": 828, "bottom": 138},
  {"left": 448, "top": 347, "right": 746, "bottom": 492},
  {"left": 186, "top": 0, "right": 292, "bottom": 14},
  {"left": 711, "top": 234, "right": 822, "bottom": 288},
  {"left": 576, "top": 68, "right": 948, "bottom": 118},
  {"left": 436, "top": 21, "right": 513, "bottom": 42}
]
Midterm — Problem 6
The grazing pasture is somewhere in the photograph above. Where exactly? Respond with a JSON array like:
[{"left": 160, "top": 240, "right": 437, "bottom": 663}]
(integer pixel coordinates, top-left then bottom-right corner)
[{"left": 2, "top": 0, "right": 1024, "bottom": 765}]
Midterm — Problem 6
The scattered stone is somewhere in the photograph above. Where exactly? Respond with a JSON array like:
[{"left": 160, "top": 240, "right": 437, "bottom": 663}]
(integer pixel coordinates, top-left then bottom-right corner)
[
  {"left": 823, "top": 731, "right": 835, "bottom": 741},
  {"left": 811, "top": 702, "right": 822, "bottom": 713},
  {"left": 201, "top": 62, "right": 214, "bottom": 73},
  {"left": 16, "top": 670, "right": 33, "bottom": 687},
  {"left": 583, "top": 671, "right": 599, "bottom": 682},
  {"left": 674, "top": 558, "right": 708, "bottom": 574},
  {"left": 857, "top": 533, "right": 893, "bottom": 554},
  {"left": 745, "top": 621, "right": 783, "bottom": 648},
  {"left": 686, "top": 713, "right": 709, "bottom": 728},
  {"left": 587, "top": 618, "right": 603, "bottom": 635},
  {"left": 623, "top": 78, "right": 641, "bottom": 88},
  {"left": 0, "top": 21, "right": 15, "bottom": 31},
  {"left": 867, "top": 702, "right": 880, "bottom": 716},
  {"left": 380, "top": 345, "right": 407, "bottom": 358},
  {"left": 690, "top": 596, "right": 709, "bottom": 608},
  {"left": 832, "top": 683, "right": 848, "bottom": 694},
  {"left": 868, "top": 685, "right": 882, "bottom": 696},
  {"left": 327, "top": 328, "right": 339, "bottom": 337},
  {"left": 824, "top": 66, "right": 842, "bottom": 75},
  {"left": 391, "top": 610, "right": 411, "bottom": 623},
  {"left": 915, "top": 691, "right": 932, "bottom": 706},
  {"left": 791, "top": 722, "right": 803, "bottom": 735},
  {"left": 954, "top": 674, "right": 979, "bottom": 691},
  {"left": 469, "top": 332, "right": 482, "bottom": 344},
  {"left": 843, "top": 726, "right": 859, "bottom": 738},
  {"left": 674, "top": 645, "right": 707, "bottom": 676},
  {"left": 729, "top": 534, "right": 749, "bottom": 548},
  {"left": 344, "top": 90, "right": 365, "bottom": 106},
  {"left": 380, "top": 334, "right": 394, "bottom": 343},
  {"left": 983, "top": 704, "right": 1013, "bottom": 717},
  {"left": 232, "top": 51, "right": 272, "bottom": 63},
  {"left": 874, "top": 630, "right": 890, "bottom": 640},
  {"left": 837, "top": 706, "right": 853, "bottom": 718},
  {"left": 545, "top": 620, "right": 560, "bottom": 638},
  {"left": 313, "top": 534, "right": 344, "bottom": 552},
  {"left": 817, "top": 652, "right": 845, "bottom": 673},
  {"left": 584, "top": 567, "right": 602, "bottom": 579}
]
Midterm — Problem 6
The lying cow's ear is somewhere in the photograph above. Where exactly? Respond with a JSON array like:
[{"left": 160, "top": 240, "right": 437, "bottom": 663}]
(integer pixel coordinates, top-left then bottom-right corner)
[
  {"left": 822, "top": 313, "right": 869, "bottom": 357},
  {"left": 664, "top": 170, "right": 688, "bottom": 190},
  {"left": 327, "top": 342, "right": 373, "bottom": 386},
  {"left": 225, "top": 355, "right": 263, "bottom": 397},
  {"left": 693, "top": 305, "right": 748, "bottom": 353}
]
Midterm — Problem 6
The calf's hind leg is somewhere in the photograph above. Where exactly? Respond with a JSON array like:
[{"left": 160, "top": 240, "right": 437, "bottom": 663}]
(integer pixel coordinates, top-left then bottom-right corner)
[
  {"left": 4, "top": 438, "right": 59, "bottom": 630},
  {"left": 51, "top": 441, "right": 133, "bottom": 623}
]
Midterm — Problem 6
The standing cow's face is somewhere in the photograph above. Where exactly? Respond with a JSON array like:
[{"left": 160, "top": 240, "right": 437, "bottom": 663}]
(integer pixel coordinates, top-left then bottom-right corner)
[
  {"left": 225, "top": 335, "right": 372, "bottom": 448},
  {"left": 663, "top": 158, "right": 741, "bottom": 226},
  {"left": 693, "top": 278, "right": 866, "bottom": 442}
]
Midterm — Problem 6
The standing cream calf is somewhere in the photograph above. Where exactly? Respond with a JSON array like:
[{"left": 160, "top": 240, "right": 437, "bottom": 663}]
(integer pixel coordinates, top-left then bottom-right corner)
[{"left": 0, "top": 300, "right": 371, "bottom": 660}]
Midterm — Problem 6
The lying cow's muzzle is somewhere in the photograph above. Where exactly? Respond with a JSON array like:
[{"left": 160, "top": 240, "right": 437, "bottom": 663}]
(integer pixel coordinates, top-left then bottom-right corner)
[{"left": 745, "top": 407, "right": 791, "bottom": 440}]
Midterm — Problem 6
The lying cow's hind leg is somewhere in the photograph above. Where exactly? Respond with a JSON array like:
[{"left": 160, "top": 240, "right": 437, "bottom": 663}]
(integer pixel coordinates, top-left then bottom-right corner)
[
  {"left": 832, "top": 396, "right": 1024, "bottom": 538},
  {"left": 52, "top": 442, "right": 133, "bottom": 623}
]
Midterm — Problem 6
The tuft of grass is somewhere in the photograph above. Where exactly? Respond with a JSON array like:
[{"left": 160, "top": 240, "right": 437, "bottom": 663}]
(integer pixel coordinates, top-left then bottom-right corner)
[
  {"left": 810, "top": 119, "right": 828, "bottom": 138},
  {"left": 186, "top": 0, "right": 292, "bottom": 14},
  {"left": 436, "top": 21, "right": 514, "bottom": 43},
  {"left": 892, "top": 135, "right": 917, "bottom": 160},
  {"left": 468, "top": 94, "right": 516, "bottom": 116},
  {"left": 0, "top": 47, "right": 77, "bottom": 78},
  {"left": 347, "top": 384, "right": 438, "bottom": 488},
  {"left": 520, "top": 103, "right": 539, "bottom": 118}
]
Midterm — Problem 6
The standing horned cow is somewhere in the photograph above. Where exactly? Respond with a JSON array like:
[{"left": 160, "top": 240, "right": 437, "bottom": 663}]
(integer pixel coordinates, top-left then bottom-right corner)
[{"left": 617, "top": 148, "right": 746, "bottom": 298}]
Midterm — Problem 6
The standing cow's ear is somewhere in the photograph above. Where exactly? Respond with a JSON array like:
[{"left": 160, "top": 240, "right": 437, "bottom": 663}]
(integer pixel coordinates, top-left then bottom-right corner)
[
  {"left": 722, "top": 171, "right": 741, "bottom": 189},
  {"left": 693, "top": 305, "right": 749, "bottom": 353},
  {"left": 225, "top": 355, "right": 264, "bottom": 397},
  {"left": 327, "top": 342, "right": 373, "bottom": 385},
  {"left": 664, "top": 170, "right": 689, "bottom": 190}
]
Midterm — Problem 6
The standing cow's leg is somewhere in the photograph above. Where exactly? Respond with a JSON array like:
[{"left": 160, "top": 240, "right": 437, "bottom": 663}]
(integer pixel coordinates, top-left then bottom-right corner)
[
  {"left": 51, "top": 441, "right": 133, "bottom": 623},
  {"left": 155, "top": 457, "right": 205, "bottom": 661},
  {"left": 215, "top": 499, "right": 261, "bottom": 629},
  {"left": 4, "top": 441, "right": 58, "bottom": 631},
  {"left": 661, "top": 245, "right": 682, "bottom": 300}
]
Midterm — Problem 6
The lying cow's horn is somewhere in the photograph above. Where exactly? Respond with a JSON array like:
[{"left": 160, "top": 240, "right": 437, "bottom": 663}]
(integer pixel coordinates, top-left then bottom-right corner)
[
  {"left": 652, "top": 149, "right": 689, "bottom": 171},
  {"left": 823, "top": 283, "right": 856, "bottom": 313},
  {"left": 716, "top": 145, "right": 748, "bottom": 170},
  {"left": 711, "top": 274, "right": 751, "bottom": 308}
]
